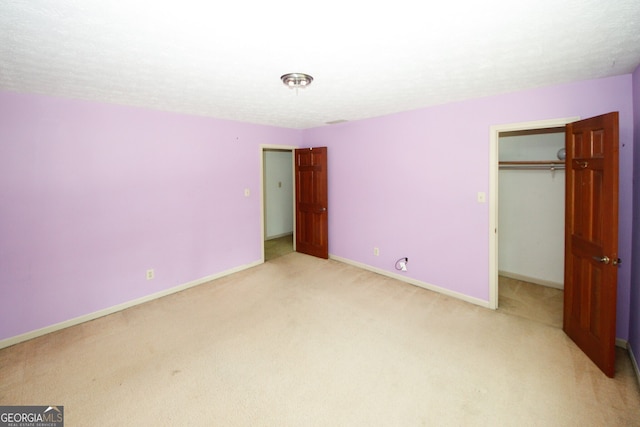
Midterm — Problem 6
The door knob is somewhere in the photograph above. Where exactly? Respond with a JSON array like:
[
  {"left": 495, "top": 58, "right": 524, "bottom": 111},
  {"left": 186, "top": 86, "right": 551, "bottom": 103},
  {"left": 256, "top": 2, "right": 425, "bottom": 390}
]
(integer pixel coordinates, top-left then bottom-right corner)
[{"left": 592, "top": 255, "right": 610, "bottom": 264}]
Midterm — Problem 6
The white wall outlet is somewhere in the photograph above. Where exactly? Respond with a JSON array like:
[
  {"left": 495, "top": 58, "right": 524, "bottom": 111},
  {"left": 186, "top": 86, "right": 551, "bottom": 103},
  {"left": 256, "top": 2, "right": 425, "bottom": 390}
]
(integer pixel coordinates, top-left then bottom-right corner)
[
  {"left": 477, "top": 192, "right": 486, "bottom": 203},
  {"left": 146, "top": 269, "right": 154, "bottom": 280},
  {"left": 244, "top": 188, "right": 250, "bottom": 197},
  {"left": 374, "top": 247, "right": 380, "bottom": 256}
]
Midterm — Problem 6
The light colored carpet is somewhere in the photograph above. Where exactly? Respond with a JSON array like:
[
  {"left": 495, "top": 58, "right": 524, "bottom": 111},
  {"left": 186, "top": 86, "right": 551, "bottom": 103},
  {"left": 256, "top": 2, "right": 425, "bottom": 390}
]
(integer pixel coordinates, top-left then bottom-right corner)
[
  {"left": 497, "top": 275, "right": 564, "bottom": 329},
  {"left": 1, "top": 252, "right": 639, "bottom": 426},
  {"left": 264, "top": 234, "right": 293, "bottom": 261}
]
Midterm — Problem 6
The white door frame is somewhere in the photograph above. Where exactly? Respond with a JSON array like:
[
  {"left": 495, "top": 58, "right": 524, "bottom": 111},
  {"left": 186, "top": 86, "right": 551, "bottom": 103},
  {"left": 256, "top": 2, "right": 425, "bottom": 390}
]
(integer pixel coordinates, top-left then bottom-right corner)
[
  {"left": 260, "top": 144, "right": 298, "bottom": 262},
  {"left": 488, "top": 117, "right": 579, "bottom": 309}
]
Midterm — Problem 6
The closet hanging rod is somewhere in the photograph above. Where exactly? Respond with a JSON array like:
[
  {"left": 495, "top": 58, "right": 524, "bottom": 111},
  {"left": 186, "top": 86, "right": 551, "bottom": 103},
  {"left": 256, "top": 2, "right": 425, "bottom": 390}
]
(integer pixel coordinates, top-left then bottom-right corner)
[
  {"left": 499, "top": 161, "right": 565, "bottom": 171},
  {"left": 499, "top": 165, "right": 566, "bottom": 170}
]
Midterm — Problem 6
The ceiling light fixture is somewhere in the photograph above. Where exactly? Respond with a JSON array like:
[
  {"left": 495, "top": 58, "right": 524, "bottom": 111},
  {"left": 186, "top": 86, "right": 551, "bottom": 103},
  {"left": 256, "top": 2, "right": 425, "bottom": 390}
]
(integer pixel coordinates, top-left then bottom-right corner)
[{"left": 281, "top": 73, "right": 313, "bottom": 93}]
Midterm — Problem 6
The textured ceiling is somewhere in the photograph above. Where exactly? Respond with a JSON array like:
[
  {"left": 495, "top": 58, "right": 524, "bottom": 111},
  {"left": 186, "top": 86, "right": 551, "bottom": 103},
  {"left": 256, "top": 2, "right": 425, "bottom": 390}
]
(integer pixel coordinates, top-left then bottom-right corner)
[{"left": 1, "top": 1, "right": 639, "bottom": 129}]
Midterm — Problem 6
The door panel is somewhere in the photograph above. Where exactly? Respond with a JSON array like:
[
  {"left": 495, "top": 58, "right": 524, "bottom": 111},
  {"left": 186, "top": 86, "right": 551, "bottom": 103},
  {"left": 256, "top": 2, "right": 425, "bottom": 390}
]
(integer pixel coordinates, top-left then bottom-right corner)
[
  {"left": 563, "top": 112, "right": 619, "bottom": 377},
  {"left": 295, "top": 147, "right": 328, "bottom": 259}
]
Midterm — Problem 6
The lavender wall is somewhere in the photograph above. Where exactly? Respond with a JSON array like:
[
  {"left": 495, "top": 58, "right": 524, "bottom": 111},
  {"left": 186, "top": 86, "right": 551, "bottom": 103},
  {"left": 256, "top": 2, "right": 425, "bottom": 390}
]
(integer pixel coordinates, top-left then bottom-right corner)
[
  {"left": 304, "top": 75, "right": 634, "bottom": 339},
  {"left": 630, "top": 65, "right": 640, "bottom": 361},
  {"left": 0, "top": 91, "right": 302, "bottom": 342},
  {"left": 1, "top": 74, "right": 635, "bottom": 345}
]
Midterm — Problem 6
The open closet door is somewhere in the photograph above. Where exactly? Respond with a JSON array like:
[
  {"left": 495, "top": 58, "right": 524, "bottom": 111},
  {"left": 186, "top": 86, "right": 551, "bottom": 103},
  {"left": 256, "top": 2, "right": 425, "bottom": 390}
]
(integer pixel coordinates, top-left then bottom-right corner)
[
  {"left": 295, "top": 147, "right": 328, "bottom": 259},
  {"left": 563, "top": 112, "right": 619, "bottom": 377}
]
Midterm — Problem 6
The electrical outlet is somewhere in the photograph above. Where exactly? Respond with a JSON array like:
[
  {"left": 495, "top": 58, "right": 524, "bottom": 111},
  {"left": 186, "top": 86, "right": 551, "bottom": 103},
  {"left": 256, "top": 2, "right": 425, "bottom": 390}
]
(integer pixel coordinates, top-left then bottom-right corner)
[
  {"left": 244, "top": 188, "right": 250, "bottom": 197},
  {"left": 374, "top": 247, "right": 380, "bottom": 256},
  {"left": 146, "top": 269, "right": 154, "bottom": 280}
]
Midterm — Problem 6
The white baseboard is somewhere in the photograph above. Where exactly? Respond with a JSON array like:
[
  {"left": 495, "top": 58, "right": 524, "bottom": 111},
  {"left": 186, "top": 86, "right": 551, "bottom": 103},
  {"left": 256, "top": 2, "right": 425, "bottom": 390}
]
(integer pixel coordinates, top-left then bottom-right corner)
[
  {"left": 4, "top": 252, "right": 631, "bottom": 377},
  {"left": 0, "top": 260, "right": 263, "bottom": 350},
  {"left": 329, "top": 257, "right": 628, "bottom": 354},
  {"left": 616, "top": 338, "right": 628, "bottom": 349},
  {"left": 499, "top": 270, "right": 564, "bottom": 290},
  {"left": 330, "top": 255, "right": 491, "bottom": 309},
  {"left": 265, "top": 232, "right": 293, "bottom": 240},
  {"left": 628, "top": 342, "right": 640, "bottom": 389}
]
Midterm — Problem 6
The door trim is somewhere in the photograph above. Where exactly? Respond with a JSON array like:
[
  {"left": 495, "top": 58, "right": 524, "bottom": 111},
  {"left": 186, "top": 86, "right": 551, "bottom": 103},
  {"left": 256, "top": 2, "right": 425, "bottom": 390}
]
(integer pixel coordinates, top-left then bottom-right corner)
[
  {"left": 488, "top": 117, "right": 579, "bottom": 309},
  {"left": 260, "top": 144, "right": 298, "bottom": 263}
]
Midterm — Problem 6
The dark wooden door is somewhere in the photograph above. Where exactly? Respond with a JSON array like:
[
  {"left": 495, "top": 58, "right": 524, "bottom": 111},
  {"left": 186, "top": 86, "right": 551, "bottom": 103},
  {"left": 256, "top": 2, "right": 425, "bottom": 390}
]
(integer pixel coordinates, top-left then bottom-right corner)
[
  {"left": 295, "top": 147, "right": 328, "bottom": 259},
  {"left": 563, "top": 112, "right": 619, "bottom": 377}
]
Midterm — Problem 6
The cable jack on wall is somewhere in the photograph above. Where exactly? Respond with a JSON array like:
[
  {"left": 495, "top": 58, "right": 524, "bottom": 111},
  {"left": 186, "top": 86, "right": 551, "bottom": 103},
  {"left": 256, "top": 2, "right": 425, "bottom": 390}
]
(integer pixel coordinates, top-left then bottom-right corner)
[{"left": 395, "top": 257, "right": 408, "bottom": 272}]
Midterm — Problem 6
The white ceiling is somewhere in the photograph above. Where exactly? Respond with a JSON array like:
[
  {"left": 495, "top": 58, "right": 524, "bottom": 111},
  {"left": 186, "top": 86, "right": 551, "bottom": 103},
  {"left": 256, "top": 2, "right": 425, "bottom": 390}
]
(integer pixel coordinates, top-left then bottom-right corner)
[{"left": 1, "top": 1, "right": 639, "bottom": 129}]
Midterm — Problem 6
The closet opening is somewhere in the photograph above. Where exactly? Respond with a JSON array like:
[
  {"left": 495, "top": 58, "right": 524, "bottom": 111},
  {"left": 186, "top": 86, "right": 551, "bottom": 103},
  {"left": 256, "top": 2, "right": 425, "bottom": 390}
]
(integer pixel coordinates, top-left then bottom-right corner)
[
  {"left": 496, "top": 126, "right": 566, "bottom": 327},
  {"left": 261, "top": 146, "right": 296, "bottom": 262},
  {"left": 488, "top": 117, "right": 579, "bottom": 313}
]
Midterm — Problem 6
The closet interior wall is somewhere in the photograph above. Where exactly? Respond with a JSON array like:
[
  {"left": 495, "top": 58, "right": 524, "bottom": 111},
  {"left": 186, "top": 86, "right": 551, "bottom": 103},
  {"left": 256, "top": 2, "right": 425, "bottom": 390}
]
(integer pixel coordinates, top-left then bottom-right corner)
[
  {"left": 498, "top": 128, "right": 566, "bottom": 289},
  {"left": 263, "top": 149, "right": 294, "bottom": 240}
]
